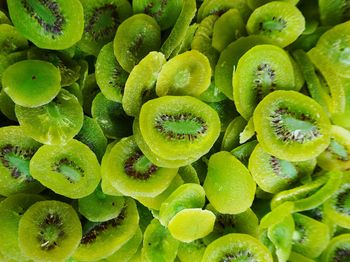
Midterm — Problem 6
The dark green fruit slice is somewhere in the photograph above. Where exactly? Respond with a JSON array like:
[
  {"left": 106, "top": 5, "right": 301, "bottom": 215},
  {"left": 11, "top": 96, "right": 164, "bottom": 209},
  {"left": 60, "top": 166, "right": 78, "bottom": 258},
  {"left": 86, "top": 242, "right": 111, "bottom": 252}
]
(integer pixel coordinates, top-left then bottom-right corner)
[
  {"left": 231, "top": 140, "right": 259, "bottom": 166},
  {"left": 201, "top": 233, "right": 273, "bottom": 262},
  {"left": 320, "top": 234, "right": 350, "bottom": 262},
  {"left": 0, "top": 126, "right": 44, "bottom": 197},
  {"left": 30, "top": 139, "right": 101, "bottom": 199},
  {"left": 0, "top": 24, "right": 28, "bottom": 55},
  {"left": 122, "top": 51, "right": 166, "bottom": 117},
  {"left": 2, "top": 60, "right": 61, "bottom": 107},
  {"left": 156, "top": 50, "right": 211, "bottom": 97},
  {"left": 18, "top": 200, "right": 82, "bottom": 262},
  {"left": 253, "top": 90, "right": 331, "bottom": 162},
  {"left": 319, "top": 0, "right": 350, "bottom": 26},
  {"left": 221, "top": 115, "right": 248, "bottom": 151},
  {"left": 15, "top": 89, "right": 84, "bottom": 145},
  {"left": 246, "top": 1, "right": 305, "bottom": 47},
  {"left": 81, "top": 73, "right": 100, "bottom": 115},
  {"left": 0, "top": 10, "right": 11, "bottom": 24},
  {"left": 78, "top": 185, "right": 125, "bottom": 222},
  {"left": 73, "top": 198, "right": 139, "bottom": 261},
  {"left": 199, "top": 81, "right": 227, "bottom": 103},
  {"left": 106, "top": 136, "right": 178, "bottom": 197},
  {"left": 0, "top": 89, "right": 17, "bottom": 121},
  {"left": 142, "top": 218, "right": 179, "bottom": 262},
  {"left": 178, "top": 165, "right": 200, "bottom": 184},
  {"left": 0, "top": 193, "right": 45, "bottom": 261},
  {"left": 206, "top": 99, "right": 236, "bottom": 132},
  {"left": 204, "top": 151, "right": 256, "bottom": 214},
  {"left": 233, "top": 44, "right": 295, "bottom": 120},
  {"left": 78, "top": 0, "right": 132, "bottom": 56},
  {"left": 289, "top": 26, "right": 330, "bottom": 52},
  {"left": 95, "top": 42, "right": 129, "bottom": 103},
  {"left": 113, "top": 13, "right": 161, "bottom": 73},
  {"left": 139, "top": 96, "right": 221, "bottom": 161},
  {"left": 8, "top": 0, "right": 84, "bottom": 50}
]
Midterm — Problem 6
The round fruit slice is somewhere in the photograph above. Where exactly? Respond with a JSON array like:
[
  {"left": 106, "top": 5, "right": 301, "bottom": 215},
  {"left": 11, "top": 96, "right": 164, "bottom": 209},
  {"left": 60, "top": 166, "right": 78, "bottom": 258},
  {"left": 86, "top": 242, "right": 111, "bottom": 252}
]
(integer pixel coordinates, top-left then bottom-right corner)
[
  {"left": 253, "top": 90, "right": 331, "bottom": 161},
  {"left": 18, "top": 200, "right": 82, "bottom": 262},
  {"left": 320, "top": 234, "right": 350, "bottom": 262}
]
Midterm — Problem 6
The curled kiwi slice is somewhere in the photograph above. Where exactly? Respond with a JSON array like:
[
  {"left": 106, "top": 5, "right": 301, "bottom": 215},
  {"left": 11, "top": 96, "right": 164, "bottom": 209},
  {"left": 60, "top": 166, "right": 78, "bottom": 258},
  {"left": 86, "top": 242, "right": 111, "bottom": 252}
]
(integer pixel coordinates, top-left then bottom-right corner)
[
  {"left": 321, "top": 234, "right": 350, "bottom": 262},
  {"left": 18, "top": 200, "right": 82, "bottom": 262},
  {"left": 30, "top": 139, "right": 101, "bottom": 199},
  {"left": 139, "top": 96, "right": 221, "bottom": 161},
  {"left": 8, "top": 0, "right": 84, "bottom": 50},
  {"left": 15, "top": 89, "right": 84, "bottom": 145},
  {"left": 114, "top": 13, "right": 161, "bottom": 73},
  {"left": 246, "top": 1, "right": 305, "bottom": 47},
  {"left": 0, "top": 24, "right": 28, "bottom": 55},
  {"left": 106, "top": 136, "right": 178, "bottom": 197},
  {"left": 253, "top": 90, "right": 331, "bottom": 162},
  {"left": 2, "top": 60, "right": 61, "bottom": 107},
  {"left": 202, "top": 233, "right": 273, "bottom": 262},
  {"left": 156, "top": 50, "right": 211, "bottom": 97}
]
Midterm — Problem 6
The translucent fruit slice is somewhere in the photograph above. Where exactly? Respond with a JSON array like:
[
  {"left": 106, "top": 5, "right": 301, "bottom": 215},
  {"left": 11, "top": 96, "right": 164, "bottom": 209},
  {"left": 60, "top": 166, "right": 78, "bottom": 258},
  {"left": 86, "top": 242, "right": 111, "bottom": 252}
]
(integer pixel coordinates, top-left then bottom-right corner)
[
  {"left": 2, "top": 60, "right": 61, "bottom": 107},
  {"left": 253, "top": 90, "right": 331, "bottom": 162}
]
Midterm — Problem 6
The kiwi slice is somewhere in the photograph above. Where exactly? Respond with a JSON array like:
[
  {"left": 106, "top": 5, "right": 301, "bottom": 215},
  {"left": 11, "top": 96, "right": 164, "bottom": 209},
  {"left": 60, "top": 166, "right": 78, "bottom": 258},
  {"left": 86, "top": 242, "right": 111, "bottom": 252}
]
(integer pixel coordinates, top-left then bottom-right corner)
[
  {"left": 15, "top": 89, "right": 84, "bottom": 145},
  {"left": 78, "top": 0, "right": 132, "bottom": 56},
  {"left": 0, "top": 89, "right": 17, "bottom": 121},
  {"left": 0, "top": 193, "right": 45, "bottom": 261},
  {"left": 73, "top": 197, "right": 139, "bottom": 261},
  {"left": 142, "top": 218, "right": 179, "bottom": 262},
  {"left": 319, "top": 0, "right": 350, "bottom": 26},
  {"left": 122, "top": 51, "right": 166, "bottom": 117},
  {"left": 0, "top": 24, "right": 28, "bottom": 55},
  {"left": 233, "top": 44, "right": 296, "bottom": 120},
  {"left": 204, "top": 151, "right": 256, "bottom": 214},
  {"left": 139, "top": 96, "right": 221, "bottom": 161},
  {"left": 95, "top": 42, "right": 129, "bottom": 103},
  {"left": 0, "top": 126, "right": 44, "bottom": 196},
  {"left": 156, "top": 50, "right": 211, "bottom": 97},
  {"left": 113, "top": 13, "right": 161, "bottom": 73},
  {"left": 221, "top": 117, "right": 247, "bottom": 151},
  {"left": 106, "top": 136, "right": 178, "bottom": 197},
  {"left": 246, "top": 1, "right": 305, "bottom": 47},
  {"left": 8, "top": 0, "right": 84, "bottom": 50},
  {"left": 247, "top": 0, "right": 299, "bottom": 9},
  {"left": 2, "top": 60, "right": 61, "bottom": 107},
  {"left": 81, "top": 73, "right": 100, "bottom": 115},
  {"left": 177, "top": 239, "right": 207, "bottom": 262},
  {"left": 30, "top": 139, "right": 101, "bottom": 199},
  {"left": 231, "top": 140, "right": 258, "bottom": 166},
  {"left": 199, "top": 81, "right": 227, "bottom": 103},
  {"left": 253, "top": 90, "right": 331, "bottom": 162},
  {"left": 206, "top": 99, "right": 237, "bottom": 132},
  {"left": 202, "top": 233, "right": 273, "bottom": 262},
  {"left": 178, "top": 165, "right": 200, "bottom": 184},
  {"left": 332, "top": 77, "right": 350, "bottom": 130},
  {"left": 321, "top": 233, "right": 350, "bottom": 262},
  {"left": 18, "top": 200, "right": 82, "bottom": 262}
]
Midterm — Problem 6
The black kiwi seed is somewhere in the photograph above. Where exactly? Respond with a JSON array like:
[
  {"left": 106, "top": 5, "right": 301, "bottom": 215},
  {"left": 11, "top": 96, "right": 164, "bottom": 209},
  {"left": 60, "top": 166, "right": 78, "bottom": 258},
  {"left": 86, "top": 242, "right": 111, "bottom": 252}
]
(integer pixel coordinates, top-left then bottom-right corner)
[
  {"left": 52, "top": 158, "right": 85, "bottom": 184},
  {"left": 334, "top": 248, "right": 350, "bottom": 261},
  {"left": 124, "top": 151, "right": 158, "bottom": 180},
  {"left": 37, "top": 213, "right": 64, "bottom": 251},
  {"left": 259, "top": 16, "right": 287, "bottom": 33},
  {"left": 223, "top": 250, "right": 257, "bottom": 262}
]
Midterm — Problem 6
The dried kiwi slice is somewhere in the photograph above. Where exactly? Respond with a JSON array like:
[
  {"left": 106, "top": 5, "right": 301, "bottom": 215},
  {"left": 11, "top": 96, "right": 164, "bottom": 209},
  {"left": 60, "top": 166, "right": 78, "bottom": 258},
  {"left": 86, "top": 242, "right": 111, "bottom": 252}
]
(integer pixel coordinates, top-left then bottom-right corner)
[
  {"left": 8, "top": 0, "right": 84, "bottom": 50},
  {"left": 2, "top": 60, "right": 61, "bottom": 107},
  {"left": 319, "top": 0, "right": 350, "bottom": 26},
  {"left": 0, "top": 126, "right": 44, "bottom": 196},
  {"left": 0, "top": 89, "right": 17, "bottom": 121},
  {"left": 15, "top": 89, "right": 84, "bottom": 145},
  {"left": 0, "top": 24, "right": 28, "bottom": 55},
  {"left": 156, "top": 50, "right": 211, "bottom": 97},
  {"left": 18, "top": 200, "right": 82, "bottom": 262},
  {"left": 253, "top": 90, "right": 331, "bottom": 162},
  {"left": 221, "top": 116, "right": 247, "bottom": 151},
  {"left": 246, "top": 1, "right": 305, "bottom": 47},
  {"left": 321, "top": 234, "right": 350, "bottom": 262},
  {"left": 177, "top": 239, "right": 207, "bottom": 262},
  {"left": 202, "top": 233, "right": 273, "bottom": 262},
  {"left": 113, "top": 13, "right": 161, "bottom": 73},
  {"left": 139, "top": 96, "right": 221, "bottom": 161},
  {"left": 233, "top": 44, "right": 296, "bottom": 120},
  {"left": 106, "top": 136, "right": 178, "bottom": 197},
  {"left": 30, "top": 139, "right": 101, "bottom": 199}
]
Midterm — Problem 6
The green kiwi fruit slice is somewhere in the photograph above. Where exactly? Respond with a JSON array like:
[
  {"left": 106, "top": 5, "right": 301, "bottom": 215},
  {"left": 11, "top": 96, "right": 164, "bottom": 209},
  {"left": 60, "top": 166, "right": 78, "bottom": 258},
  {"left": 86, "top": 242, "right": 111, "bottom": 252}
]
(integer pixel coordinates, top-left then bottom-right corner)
[
  {"left": 168, "top": 208, "right": 216, "bottom": 243},
  {"left": 159, "top": 183, "right": 206, "bottom": 226},
  {"left": 15, "top": 89, "right": 84, "bottom": 145},
  {"left": 199, "top": 81, "right": 227, "bottom": 103},
  {"left": 178, "top": 165, "right": 200, "bottom": 184},
  {"left": 18, "top": 200, "right": 82, "bottom": 262},
  {"left": 332, "top": 77, "right": 350, "bottom": 130},
  {"left": 291, "top": 213, "right": 330, "bottom": 258},
  {"left": 206, "top": 99, "right": 236, "bottom": 132},
  {"left": 78, "top": 185, "right": 125, "bottom": 222},
  {"left": 320, "top": 233, "right": 350, "bottom": 262},
  {"left": 253, "top": 90, "right": 331, "bottom": 162},
  {"left": 106, "top": 136, "right": 178, "bottom": 197},
  {"left": 233, "top": 44, "right": 296, "bottom": 120},
  {"left": 177, "top": 239, "right": 207, "bottom": 262},
  {"left": 113, "top": 13, "right": 161, "bottom": 73},
  {"left": 171, "top": 22, "right": 199, "bottom": 58},
  {"left": 139, "top": 96, "right": 221, "bottom": 161},
  {"left": 319, "top": 0, "right": 350, "bottom": 26},
  {"left": 0, "top": 24, "right": 28, "bottom": 55},
  {"left": 202, "top": 233, "right": 273, "bottom": 262},
  {"left": 81, "top": 73, "right": 100, "bottom": 115},
  {"left": 246, "top": 1, "right": 305, "bottom": 47},
  {"left": 204, "top": 151, "right": 256, "bottom": 214},
  {"left": 317, "top": 126, "right": 350, "bottom": 171},
  {"left": 0, "top": 51, "right": 28, "bottom": 89},
  {"left": 231, "top": 140, "right": 258, "bottom": 166},
  {"left": 95, "top": 42, "right": 129, "bottom": 103},
  {"left": 8, "top": 0, "right": 84, "bottom": 50},
  {"left": 73, "top": 197, "right": 139, "bottom": 261},
  {"left": 142, "top": 218, "right": 179, "bottom": 262},
  {"left": 247, "top": 0, "right": 300, "bottom": 9},
  {"left": 221, "top": 116, "right": 247, "bottom": 151},
  {"left": 156, "top": 50, "right": 211, "bottom": 97},
  {"left": 0, "top": 193, "right": 45, "bottom": 261},
  {"left": 0, "top": 89, "right": 17, "bottom": 121},
  {"left": 2, "top": 60, "right": 61, "bottom": 107},
  {"left": 30, "top": 139, "right": 101, "bottom": 199},
  {"left": 78, "top": 0, "right": 132, "bottom": 56},
  {"left": 0, "top": 10, "right": 11, "bottom": 24},
  {"left": 122, "top": 51, "right": 166, "bottom": 117},
  {"left": 0, "top": 126, "right": 44, "bottom": 197}
]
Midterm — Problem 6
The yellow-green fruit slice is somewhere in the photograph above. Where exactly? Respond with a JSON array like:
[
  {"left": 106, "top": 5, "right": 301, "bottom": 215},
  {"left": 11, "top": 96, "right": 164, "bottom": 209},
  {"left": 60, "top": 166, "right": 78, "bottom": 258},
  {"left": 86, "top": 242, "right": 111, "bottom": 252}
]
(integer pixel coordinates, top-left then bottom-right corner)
[{"left": 320, "top": 234, "right": 350, "bottom": 262}]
